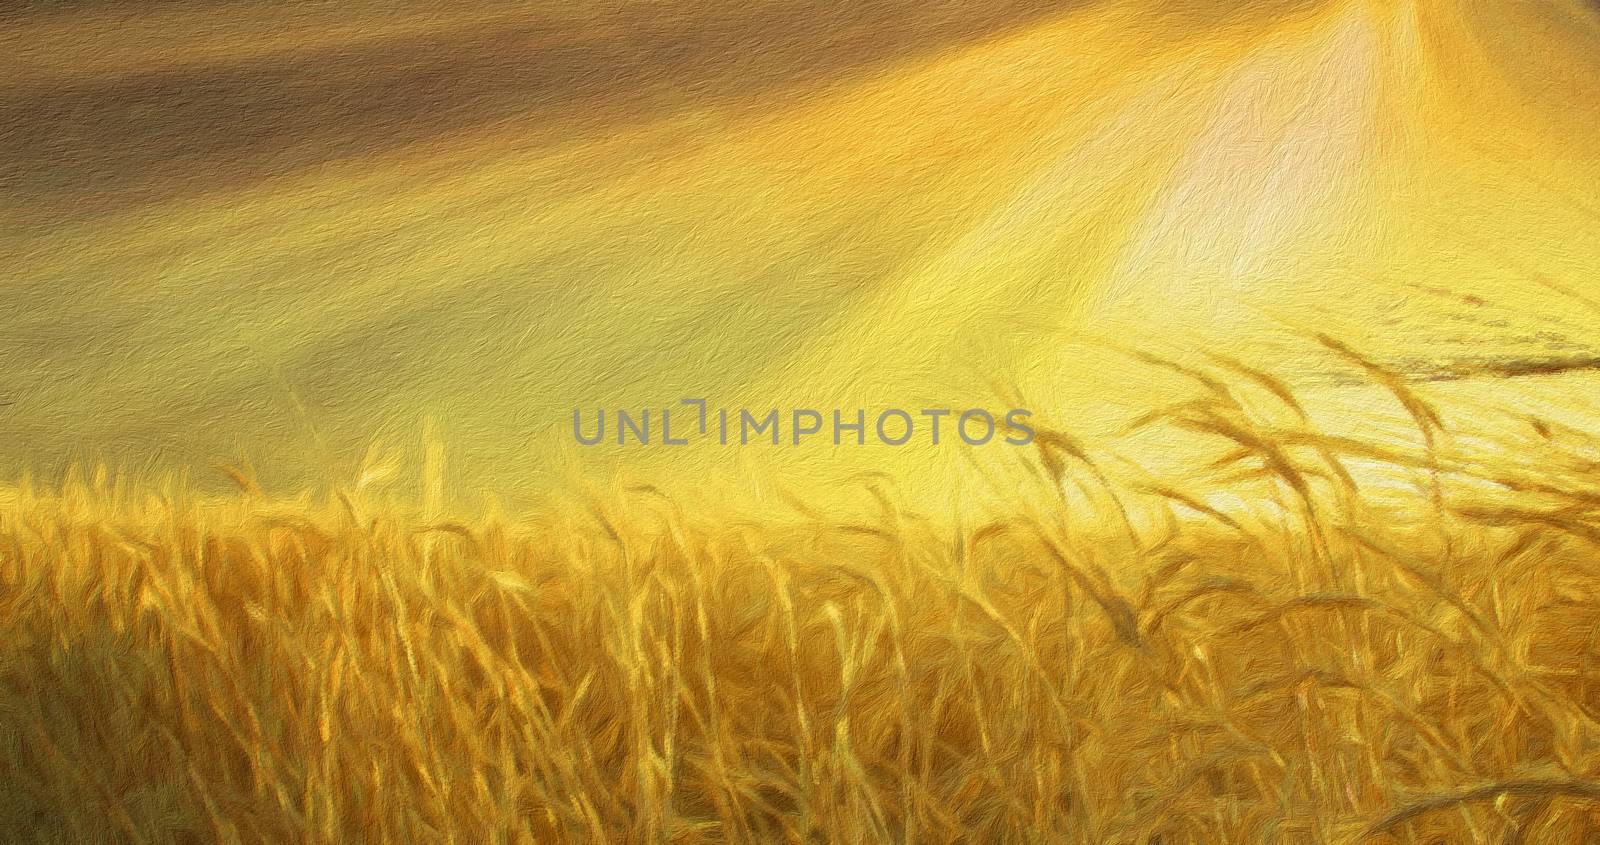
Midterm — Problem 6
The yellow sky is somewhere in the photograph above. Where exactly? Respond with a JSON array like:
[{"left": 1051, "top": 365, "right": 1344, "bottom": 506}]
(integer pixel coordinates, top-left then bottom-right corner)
[{"left": 2, "top": 0, "right": 1597, "bottom": 510}]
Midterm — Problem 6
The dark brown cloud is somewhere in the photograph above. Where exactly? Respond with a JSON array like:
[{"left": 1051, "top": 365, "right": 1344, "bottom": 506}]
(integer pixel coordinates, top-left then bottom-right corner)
[{"left": 2, "top": 0, "right": 1092, "bottom": 218}]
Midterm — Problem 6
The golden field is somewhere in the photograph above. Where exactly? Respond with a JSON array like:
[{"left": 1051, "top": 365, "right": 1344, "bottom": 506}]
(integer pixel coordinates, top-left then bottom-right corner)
[
  {"left": 7, "top": 353, "right": 1600, "bottom": 843},
  {"left": 5, "top": 1, "right": 1600, "bottom": 841}
]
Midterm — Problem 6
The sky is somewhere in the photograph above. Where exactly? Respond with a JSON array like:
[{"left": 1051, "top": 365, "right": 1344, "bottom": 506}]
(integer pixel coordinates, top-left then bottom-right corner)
[{"left": 2, "top": 0, "right": 1598, "bottom": 510}]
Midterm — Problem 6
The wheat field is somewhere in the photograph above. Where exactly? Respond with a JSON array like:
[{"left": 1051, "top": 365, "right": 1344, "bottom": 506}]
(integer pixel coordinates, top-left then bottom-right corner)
[
  {"left": 6, "top": 0, "right": 1600, "bottom": 841},
  {"left": 4, "top": 349, "right": 1600, "bottom": 844}
]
